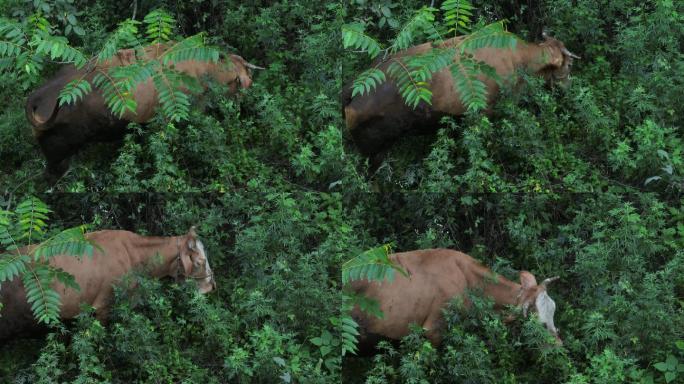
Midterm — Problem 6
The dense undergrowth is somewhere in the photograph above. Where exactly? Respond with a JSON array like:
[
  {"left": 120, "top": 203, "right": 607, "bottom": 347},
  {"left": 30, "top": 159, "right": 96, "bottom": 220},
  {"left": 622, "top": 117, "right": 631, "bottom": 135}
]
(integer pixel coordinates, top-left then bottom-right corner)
[{"left": 0, "top": 0, "right": 683, "bottom": 383}]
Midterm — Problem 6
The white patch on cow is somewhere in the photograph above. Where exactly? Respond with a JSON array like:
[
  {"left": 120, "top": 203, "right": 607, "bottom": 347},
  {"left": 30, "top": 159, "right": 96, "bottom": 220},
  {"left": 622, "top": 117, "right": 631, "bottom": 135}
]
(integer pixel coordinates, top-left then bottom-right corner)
[
  {"left": 535, "top": 291, "right": 557, "bottom": 333},
  {"left": 195, "top": 240, "right": 213, "bottom": 285}
]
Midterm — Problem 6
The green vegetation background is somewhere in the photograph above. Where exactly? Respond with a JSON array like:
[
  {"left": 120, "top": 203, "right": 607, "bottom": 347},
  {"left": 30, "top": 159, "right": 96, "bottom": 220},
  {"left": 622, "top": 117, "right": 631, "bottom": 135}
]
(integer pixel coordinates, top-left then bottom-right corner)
[{"left": 0, "top": 0, "right": 683, "bottom": 383}]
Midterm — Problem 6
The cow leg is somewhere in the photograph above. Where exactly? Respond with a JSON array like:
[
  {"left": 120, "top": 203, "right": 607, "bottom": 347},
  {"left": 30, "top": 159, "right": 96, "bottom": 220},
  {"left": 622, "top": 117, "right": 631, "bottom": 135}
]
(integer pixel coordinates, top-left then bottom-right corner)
[
  {"left": 44, "top": 159, "right": 70, "bottom": 182},
  {"left": 38, "top": 130, "right": 81, "bottom": 181},
  {"left": 422, "top": 312, "right": 444, "bottom": 346}
]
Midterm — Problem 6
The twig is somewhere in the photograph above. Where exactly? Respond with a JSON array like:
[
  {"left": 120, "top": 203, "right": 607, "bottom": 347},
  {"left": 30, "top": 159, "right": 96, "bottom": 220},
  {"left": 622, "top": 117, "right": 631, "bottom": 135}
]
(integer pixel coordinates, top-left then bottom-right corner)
[
  {"left": 6, "top": 170, "right": 43, "bottom": 211},
  {"left": 131, "top": 0, "right": 138, "bottom": 20}
]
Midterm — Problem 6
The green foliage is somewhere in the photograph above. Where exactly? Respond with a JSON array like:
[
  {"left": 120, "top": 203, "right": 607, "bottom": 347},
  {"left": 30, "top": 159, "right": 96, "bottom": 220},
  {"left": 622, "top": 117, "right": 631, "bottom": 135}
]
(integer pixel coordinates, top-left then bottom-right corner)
[
  {"left": 96, "top": 19, "right": 140, "bottom": 62},
  {"left": 390, "top": 7, "right": 439, "bottom": 53},
  {"left": 143, "top": 9, "right": 175, "bottom": 44},
  {"left": 2, "top": 0, "right": 684, "bottom": 383},
  {"left": 0, "top": 197, "right": 95, "bottom": 324},
  {"left": 351, "top": 67, "right": 386, "bottom": 97},
  {"left": 342, "top": 22, "right": 383, "bottom": 59},
  {"left": 449, "top": 56, "right": 488, "bottom": 111},
  {"left": 310, "top": 326, "right": 341, "bottom": 372},
  {"left": 338, "top": 314, "right": 360, "bottom": 357},
  {"left": 441, "top": 0, "right": 474, "bottom": 36},
  {"left": 652, "top": 342, "right": 684, "bottom": 383},
  {"left": 341, "top": 244, "right": 407, "bottom": 285},
  {"left": 57, "top": 78, "right": 91, "bottom": 106},
  {"left": 0, "top": 14, "right": 87, "bottom": 88}
]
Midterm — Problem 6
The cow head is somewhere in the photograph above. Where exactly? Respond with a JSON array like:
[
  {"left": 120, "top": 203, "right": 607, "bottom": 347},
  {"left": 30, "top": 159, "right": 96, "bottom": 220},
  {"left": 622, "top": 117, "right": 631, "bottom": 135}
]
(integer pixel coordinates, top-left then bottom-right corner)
[
  {"left": 536, "top": 32, "right": 580, "bottom": 87},
  {"left": 174, "top": 226, "right": 216, "bottom": 294},
  {"left": 226, "top": 54, "right": 264, "bottom": 91},
  {"left": 518, "top": 271, "right": 562, "bottom": 344}
]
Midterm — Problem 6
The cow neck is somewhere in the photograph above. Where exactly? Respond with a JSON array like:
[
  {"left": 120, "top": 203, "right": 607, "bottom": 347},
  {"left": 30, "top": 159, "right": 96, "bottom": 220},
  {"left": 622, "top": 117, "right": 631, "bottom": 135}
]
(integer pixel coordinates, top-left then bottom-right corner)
[
  {"left": 516, "top": 42, "right": 555, "bottom": 73},
  {"left": 125, "top": 234, "right": 184, "bottom": 278},
  {"left": 479, "top": 274, "right": 523, "bottom": 308}
]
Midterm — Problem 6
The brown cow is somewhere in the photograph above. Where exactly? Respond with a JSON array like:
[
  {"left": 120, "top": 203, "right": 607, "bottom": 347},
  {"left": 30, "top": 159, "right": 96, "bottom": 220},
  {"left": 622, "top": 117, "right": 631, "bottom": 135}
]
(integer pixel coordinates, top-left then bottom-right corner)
[
  {"left": 0, "top": 227, "right": 215, "bottom": 340},
  {"left": 348, "top": 248, "right": 561, "bottom": 348},
  {"left": 26, "top": 43, "right": 261, "bottom": 179},
  {"left": 342, "top": 32, "right": 579, "bottom": 163}
]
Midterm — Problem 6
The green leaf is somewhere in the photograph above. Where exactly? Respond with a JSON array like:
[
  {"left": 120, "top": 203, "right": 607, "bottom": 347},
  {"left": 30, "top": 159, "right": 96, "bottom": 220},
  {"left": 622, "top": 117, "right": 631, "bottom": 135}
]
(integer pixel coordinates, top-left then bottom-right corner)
[
  {"left": 665, "top": 372, "right": 676, "bottom": 383},
  {"left": 351, "top": 68, "right": 386, "bottom": 97},
  {"left": 450, "top": 57, "right": 488, "bottom": 112},
  {"left": 460, "top": 21, "right": 517, "bottom": 53},
  {"left": 144, "top": 9, "right": 176, "bottom": 44},
  {"left": 342, "top": 244, "right": 407, "bottom": 285},
  {"left": 666, "top": 355, "right": 679, "bottom": 369},
  {"left": 96, "top": 19, "right": 140, "bottom": 63},
  {"left": 320, "top": 345, "right": 332, "bottom": 357},
  {"left": 655, "top": 362, "right": 670, "bottom": 372},
  {"left": 58, "top": 78, "right": 93, "bottom": 106},
  {"left": 159, "top": 34, "right": 219, "bottom": 65},
  {"left": 0, "top": 253, "right": 29, "bottom": 282},
  {"left": 441, "top": 0, "right": 474, "bottom": 36},
  {"left": 342, "top": 23, "right": 382, "bottom": 59},
  {"left": 391, "top": 7, "right": 438, "bottom": 53}
]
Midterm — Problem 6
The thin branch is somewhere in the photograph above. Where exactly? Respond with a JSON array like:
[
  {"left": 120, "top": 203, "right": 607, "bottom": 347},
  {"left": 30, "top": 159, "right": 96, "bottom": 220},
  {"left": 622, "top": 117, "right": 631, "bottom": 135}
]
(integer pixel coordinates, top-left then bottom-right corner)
[
  {"left": 131, "top": 0, "right": 138, "bottom": 21},
  {"left": 96, "top": 68, "right": 130, "bottom": 112},
  {"left": 388, "top": 57, "right": 421, "bottom": 93}
]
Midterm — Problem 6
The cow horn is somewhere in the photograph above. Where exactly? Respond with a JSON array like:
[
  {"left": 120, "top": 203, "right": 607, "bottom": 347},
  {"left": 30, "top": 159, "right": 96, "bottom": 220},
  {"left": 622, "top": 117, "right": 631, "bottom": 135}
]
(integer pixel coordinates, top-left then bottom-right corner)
[
  {"left": 561, "top": 47, "right": 581, "bottom": 59},
  {"left": 244, "top": 61, "right": 265, "bottom": 70},
  {"left": 541, "top": 276, "right": 560, "bottom": 288}
]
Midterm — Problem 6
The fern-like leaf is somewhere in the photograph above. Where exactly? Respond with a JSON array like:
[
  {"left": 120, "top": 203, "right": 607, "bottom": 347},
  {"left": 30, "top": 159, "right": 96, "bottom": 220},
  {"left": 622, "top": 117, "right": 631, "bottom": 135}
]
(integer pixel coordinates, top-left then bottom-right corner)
[
  {"left": 351, "top": 68, "right": 386, "bottom": 97},
  {"left": 460, "top": 21, "right": 517, "bottom": 53},
  {"left": 387, "top": 48, "right": 454, "bottom": 108},
  {"left": 0, "top": 209, "right": 14, "bottom": 248},
  {"left": 58, "top": 78, "right": 92, "bottom": 106},
  {"left": 441, "top": 0, "right": 474, "bottom": 36},
  {"left": 153, "top": 69, "right": 191, "bottom": 122},
  {"left": 22, "top": 264, "right": 61, "bottom": 324},
  {"left": 52, "top": 267, "right": 80, "bottom": 292},
  {"left": 15, "top": 197, "right": 51, "bottom": 244},
  {"left": 342, "top": 23, "right": 382, "bottom": 59},
  {"left": 342, "top": 244, "right": 408, "bottom": 285},
  {"left": 97, "top": 19, "right": 140, "bottom": 63},
  {"left": 32, "top": 225, "right": 96, "bottom": 263},
  {"left": 92, "top": 66, "right": 140, "bottom": 118},
  {"left": 450, "top": 57, "right": 489, "bottom": 112},
  {"left": 144, "top": 9, "right": 175, "bottom": 44},
  {"left": 340, "top": 314, "right": 360, "bottom": 356},
  {"left": 0, "top": 19, "right": 27, "bottom": 57},
  {"left": 391, "top": 7, "right": 438, "bottom": 53},
  {"left": 32, "top": 33, "right": 87, "bottom": 68},
  {"left": 387, "top": 58, "right": 432, "bottom": 109},
  {"left": 0, "top": 253, "right": 29, "bottom": 282},
  {"left": 160, "top": 35, "right": 219, "bottom": 65}
]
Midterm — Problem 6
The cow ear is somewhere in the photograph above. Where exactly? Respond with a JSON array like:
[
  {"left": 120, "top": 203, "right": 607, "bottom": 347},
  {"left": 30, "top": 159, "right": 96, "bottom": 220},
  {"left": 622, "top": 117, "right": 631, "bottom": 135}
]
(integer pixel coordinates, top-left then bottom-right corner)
[
  {"left": 173, "top": 252, "right": 193, "bottom": 280},
  {"left": 187, "top": 226, "right": 198, "bottom": 250},
  {"left": 519, "top": 271, "right": 538, "bottom": 290},
  {"left": 238, "top": 70, "right": 253, "bottom": 89}
]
